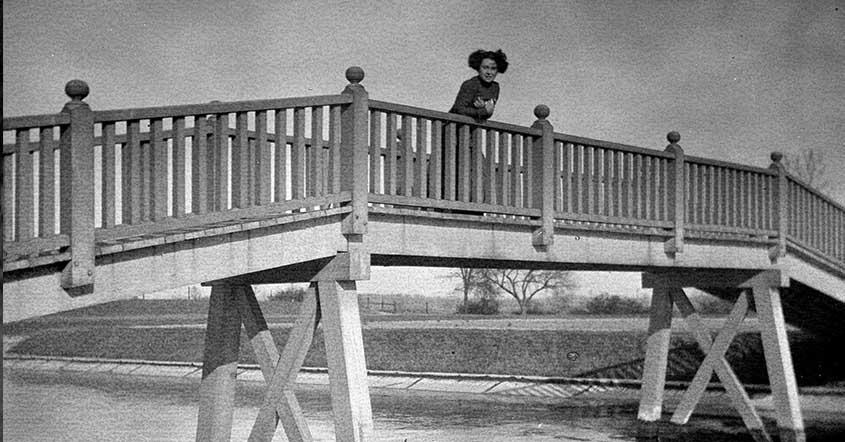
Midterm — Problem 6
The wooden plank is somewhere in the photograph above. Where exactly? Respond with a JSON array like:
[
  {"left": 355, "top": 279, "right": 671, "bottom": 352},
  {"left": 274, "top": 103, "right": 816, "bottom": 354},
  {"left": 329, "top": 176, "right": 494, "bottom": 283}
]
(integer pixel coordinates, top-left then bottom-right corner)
[
  {"left": 485, "top": 129, "right": 496, "bottom": 204},
  {"left": 15, "top": 130, "right": 34, "bottom": 240},
  {"left": 140, "top": 139, "right": 152, "bottom": 222},
  {"left": 292, "top": 108, "right": 306, "bottom": 199},
  {"left": 369, "top": 110, "right": 381, "bottom": 193},
  {"left": 369, "top": 99, "right": 541, "bottom": 136},
  {"left": 274, "top": 109, "right": 288, "bottom": 201},
  {"left": 329, "top": 106, "right": 342, "bottom": 195},
  {"left": 3, "top": 151, "right": 13, "bottom": 240},
  {"left": 150, "top": 119, "right": 168, "bottom": 221},
  {"left": 623, "top": 152, "right": 632, "bottom": 218},
  {"left": 510, "top": 135, "right": 522, "bottom": 208},
  {"left": 644, "top": 156, "right": 654, "bottom": 220},
  {"left": 385, "top": 113, "right": 398, "bottom": 196},
  {"left": 638, "top": 287, "right": 673, "bottom": 422},
  {"left": 401, "top": 115, "right": 413, "bottom": 197},
  {"left": 659, "top": 158, "right": 668, "bottom": 221},
  {"left": 197, "top": 285, "right": 242, "bottom": 442},
  {"left": 192, "top": 116, "right": 209, "bottom": 215},
  {"left": 443, "top": 122, "right": 456, "bottom": 201},
  {"left": 457, "top": 125, "right": 471, "bottom": 202},
  {"left": 498, "top": 131, "right": 508, "bottom": 207},
  {"left": 101, "top": 124, "right": 116, "bottom": 228},
  {"left": 249, "top": 285, "right": 318, "bottom": 442},
  {"left": 255, "top": 111, "right": 271, "bottom": 205},
  {"left": 369, "top": 193, "right": 541, "bottom": 217},
  {"left": 214, "top": 114, "right": 230, "bottom": 211},
  {"left": 573, "top": 145, "right": 583, "bottom": 213},
  {"left": 3, "top": 113, "right": 69, "bottom": 130},
  {"left": 92, "top": 95, "right": 351, "bottom": 123},
  {"left": 472, "top": 127, "right": 484, "bottom": 203},
  {"left": 126, "top": 120, "right": 142, "bottom": 224},
  {"left": 670, "top": 290, "right": 769, "bottom": 440},
  {"left": 415, "top": 118, "right": 428, "bottom": 198},
  {"left": 319, "top": 279, "right": 374, "bottom": 442},
  {"left": 603, "top": 149, "right": 613, "bottom": 216},
  {"left": 38, "top": 127, "right": 56, "bottom": 235},
  {"left": 583, "top": 146, "right": 594, "bottom": 214},
  {"left": 171, "top": 118, "right": 186, "bottom": 217},
  {"left": 523, "top": 135, "right": 533, "bottom": 209},
  {"left": 232, "top": 112, "right": 249, "bottom": 208},
  {"left": 310, "top": 106, "right": 324, "bottom": 197},
  {"left": 614, "top": 150, "right": 624, "bottom": 218},
  {"left": 430, "top": 120, "right": 442, "bottom": 200}
]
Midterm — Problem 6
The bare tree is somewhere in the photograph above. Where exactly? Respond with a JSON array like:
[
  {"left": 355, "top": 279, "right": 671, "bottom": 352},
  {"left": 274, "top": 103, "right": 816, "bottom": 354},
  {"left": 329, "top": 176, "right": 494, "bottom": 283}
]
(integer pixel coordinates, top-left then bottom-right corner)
[
  {"left": 783, "top": 148, "right": 831, "bottom": 193},
  {"left": 449, "top": 268, "right": 487, "bottom": 309},
  {"left": 479, "top": 269, "right": 577, "bottom": 315}
]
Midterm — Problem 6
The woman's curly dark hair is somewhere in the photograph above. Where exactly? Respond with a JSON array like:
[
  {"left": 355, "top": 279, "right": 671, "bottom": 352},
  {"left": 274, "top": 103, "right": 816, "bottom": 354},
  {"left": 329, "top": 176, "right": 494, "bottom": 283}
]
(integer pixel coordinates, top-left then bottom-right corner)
[{"left": 468, "top": 49, "right": 508, "bottom": 74}]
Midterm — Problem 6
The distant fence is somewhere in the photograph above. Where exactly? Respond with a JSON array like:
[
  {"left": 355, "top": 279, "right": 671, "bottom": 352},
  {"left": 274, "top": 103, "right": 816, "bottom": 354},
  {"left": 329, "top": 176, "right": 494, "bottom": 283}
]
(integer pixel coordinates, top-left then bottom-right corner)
[{"left": 4, "top": 67, "right": 844, "bottom": 283}]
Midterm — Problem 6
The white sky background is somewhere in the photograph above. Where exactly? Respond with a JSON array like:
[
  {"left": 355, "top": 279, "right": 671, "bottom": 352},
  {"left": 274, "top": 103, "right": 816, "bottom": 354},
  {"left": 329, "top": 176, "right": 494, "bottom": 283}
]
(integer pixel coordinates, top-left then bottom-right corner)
[{"left": 3, "top": 0, "right": 843, "bottom": 298}]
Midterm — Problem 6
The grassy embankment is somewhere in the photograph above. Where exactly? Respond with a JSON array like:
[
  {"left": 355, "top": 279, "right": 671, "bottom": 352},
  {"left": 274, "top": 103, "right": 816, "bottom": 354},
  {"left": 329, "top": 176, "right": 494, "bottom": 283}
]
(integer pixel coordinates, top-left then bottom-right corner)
[{"left": 6, "top": 299, "right": 842, "bottom": 386}]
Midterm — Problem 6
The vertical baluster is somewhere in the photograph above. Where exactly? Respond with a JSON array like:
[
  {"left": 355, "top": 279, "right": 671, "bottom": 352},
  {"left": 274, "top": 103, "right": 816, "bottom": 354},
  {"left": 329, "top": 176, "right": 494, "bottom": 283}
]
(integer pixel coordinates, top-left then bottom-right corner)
[
  {"left": 101, "top": 123, "right": 116, "bottom": 227},
  {"left": 150, "top": 119, "right": 167, "bottom": 220},
  {"left": 498, "top": 132, "right": 509, "bottom": 207},
  {"left": 659, "top": 158, "right": 669, "bottom": 221},
  {"left": 291, "top": 108, "right": 306, "bottom": 199},
  {"left": 485, "top": 129, "right": 496, "bottom": 204},
  {"left": 274, "top": 109, "right": 288, "bottom": 201},
  {"left": 690, "top": 163, "right": 700, "bottom": 225},
  {"left": 605, "top": 150, "right": 614, "bottom": 216},
  {"left": 213, "top": 114, "right": 229, "bottom": 210},
  {"left": 584, "top": 146, "right": 594, "bottom": 214},
  {"left": 458, "top": 125, "right": 471, "bottom": 202},
  {"left": 124, "top": 120, "right": 141, "bottom": 224},
  {"left": 595, "top": 149, "right": 604, "bottom": 216},
  {"left": 754, "top": 173, "right": 762, "bottom": 230},
  {"left": 369, "top": 110, "right": 381, "bottom": 193},
  {"left": 385, "top": 113, "right": 398, "bottom": 196},
  {"left": 522, "top": 135, "right": 533, "bottom": 208},
  {"left": 633, "top": 154, "right": 644, "bottom": 219},
  {"left": 3, "top": 152, "right": 13, "bottom": 240},
  {"left": 192, "top": 116, "right": 208, "bottom": 214},
  {"left": 329, "top": 106, "right": 342, "bottom": 195},
  {"left": 171, "top": 118, "right": 185, "bottom": 217},
  {"left": 705, "top": 166, "right": 714, "bottom": 225},
  {"left": 615, "top": 151, "right": 624, "bottom": 219},
  {"left": 443, "top": 121, "right": 456, "bottom": 200},
  {"left": 140, "top": 136, "right": 152, "bottom": 222},
  {"left": 255, "top": 111, "right": 270, "bottom": 205},
  {"left": 401, "top": 115, "right": 414, "bottom": 197},
  {"left": 431, "top": 121, "right": 443, "bottom": 200},
  {"left": 510, "top": 135, "right": 522, "bottom": 208},
  {"left": 471, "top": 127, "right": 483, "bottom": 203},
  {"left": 39, "top": 127, "right": 56, "bottom": 235},
  {"left": 415, "top": 118, "right": 428, "bottom": 198},
  {"left": 573, "top": 145, "right": 583, "bottom": 213},
  {"left": 560, "top": 143, "right": 571, "bottom": 213},
  {"left": 310, "top": 106, "right": 324, "bottom": 197},
  {"left": 552, "top": 140, "right": 561, "bottom": 212},
  {"left": 232, "top": 112, "right": 249, "bottom": 208},
  {"left": 15, "top": 130, "right": 34, "bottom": 240},
  {"left": 643, "top": 156, "right": 653, "bottom": 221},
  {"left": 623, "top": 152, "right": 633, "bottom": 219}
]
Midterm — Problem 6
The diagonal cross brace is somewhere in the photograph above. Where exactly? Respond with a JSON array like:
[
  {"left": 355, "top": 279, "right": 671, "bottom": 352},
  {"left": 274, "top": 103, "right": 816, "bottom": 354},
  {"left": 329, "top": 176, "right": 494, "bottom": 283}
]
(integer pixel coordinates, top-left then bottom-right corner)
[
  {"left": 237, "top": 284, "right": 320, "bottom": 442},
  {"left": 669, "top": 290, "right": 771, "bottom": 442}
]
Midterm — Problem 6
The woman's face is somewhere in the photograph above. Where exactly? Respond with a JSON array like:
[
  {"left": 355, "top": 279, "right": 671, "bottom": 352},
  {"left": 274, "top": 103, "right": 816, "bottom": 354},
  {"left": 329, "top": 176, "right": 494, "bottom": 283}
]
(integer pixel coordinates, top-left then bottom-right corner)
[{"left": 478, "top": 58, "right": 498, "bottom": 83}]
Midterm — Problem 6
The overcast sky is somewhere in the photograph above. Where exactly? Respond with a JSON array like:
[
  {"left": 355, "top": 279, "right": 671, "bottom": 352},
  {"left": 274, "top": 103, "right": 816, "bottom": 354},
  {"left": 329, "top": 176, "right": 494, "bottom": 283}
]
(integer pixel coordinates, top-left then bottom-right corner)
[{"left": 4, "top": 0, "right": 843, "bottom": 297}]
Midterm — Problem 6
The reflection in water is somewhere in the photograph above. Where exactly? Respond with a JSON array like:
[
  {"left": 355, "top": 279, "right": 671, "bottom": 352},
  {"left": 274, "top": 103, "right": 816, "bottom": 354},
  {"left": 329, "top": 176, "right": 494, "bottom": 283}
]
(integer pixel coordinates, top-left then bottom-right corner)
[{"left": 3, "top": 370, "right": 843, "bottom": 441}]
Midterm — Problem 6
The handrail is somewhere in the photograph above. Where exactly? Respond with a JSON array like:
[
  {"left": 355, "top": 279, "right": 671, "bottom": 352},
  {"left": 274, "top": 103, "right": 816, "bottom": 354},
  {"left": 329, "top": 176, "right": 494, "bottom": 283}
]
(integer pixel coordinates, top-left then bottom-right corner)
[
  {"left": 554, "top": 132, "right": 673, "bottom": 159},
  {"left": 2, "top": 113, "right": 69, "bottom": 130},
  {"left": 369, "top": 99, "right": 542, "bottom": 136},
  {"left": 92, "top": 94, "right": 352, "bottom": 123}
]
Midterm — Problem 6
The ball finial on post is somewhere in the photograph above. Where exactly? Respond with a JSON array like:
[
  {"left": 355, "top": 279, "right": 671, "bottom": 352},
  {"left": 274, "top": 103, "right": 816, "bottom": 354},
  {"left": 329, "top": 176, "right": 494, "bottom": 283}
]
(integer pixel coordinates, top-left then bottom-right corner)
[
  {"left": 345, "top": 66, "right": 365, "bottom": 84},
  {"left": 770, "top": 151, "right": 783, "bottom": 163},
  {"left": 65, "top": 80, "right": 90, "bottom": 102},
  {"left": 534, "top": 104, "right": 550, "bottom": 120},
  {"left": 667, "top": 131, "right": 681, "bottom": 144}
]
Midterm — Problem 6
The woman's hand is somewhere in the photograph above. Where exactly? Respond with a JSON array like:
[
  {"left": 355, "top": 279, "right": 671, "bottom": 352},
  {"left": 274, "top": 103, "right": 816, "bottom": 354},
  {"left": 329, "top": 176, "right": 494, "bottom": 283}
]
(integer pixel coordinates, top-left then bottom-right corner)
[
  {"left": 473, "top": 97, "right": 485, "bottom": 108},
  {"left": 483, "top": 99, "right": 495, "bottom": 115}
]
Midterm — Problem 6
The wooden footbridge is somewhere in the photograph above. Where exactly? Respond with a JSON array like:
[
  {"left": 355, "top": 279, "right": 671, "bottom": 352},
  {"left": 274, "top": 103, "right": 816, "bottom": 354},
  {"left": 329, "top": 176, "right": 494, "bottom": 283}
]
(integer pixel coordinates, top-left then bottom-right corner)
[{"left": 4, "top": 67, "right": 843, "bottom": 442}]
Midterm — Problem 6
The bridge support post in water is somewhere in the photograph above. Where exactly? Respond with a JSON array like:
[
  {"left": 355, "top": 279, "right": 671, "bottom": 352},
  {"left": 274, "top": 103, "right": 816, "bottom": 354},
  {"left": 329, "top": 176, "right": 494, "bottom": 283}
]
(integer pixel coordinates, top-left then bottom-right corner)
[{"left": 640, "top": 270, "right": 805, "bottom": 442}]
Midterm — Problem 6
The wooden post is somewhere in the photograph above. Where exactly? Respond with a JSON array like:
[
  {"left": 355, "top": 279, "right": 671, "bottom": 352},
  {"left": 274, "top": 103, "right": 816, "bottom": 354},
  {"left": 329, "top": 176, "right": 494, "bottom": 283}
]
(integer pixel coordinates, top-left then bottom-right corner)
[
  {"left": 665, "top": 131, "right": 685, "bottom": 254},
  {"left": 638, "top": 287, "right": 673, "bottom": 424},
  {"left": 59, "top": 80, "right": 95, "bottom": 289},
  {"left": 197, "top": 285, "right": 242, "bottom": 442},
  {"left": 752, "top": 281, "right": 805, "bottom": 442},
  {"left": 531, "top": 105, "right": 554, "bottom": 248},
  {"left": 769, "top": 152, "right": 788, "bottom": 261},
  {"left": 320, "top": 279, "right": 373, "bottom": 442},
  {"left": 340, "top": 67, "right": 369, "bottom": 236}
]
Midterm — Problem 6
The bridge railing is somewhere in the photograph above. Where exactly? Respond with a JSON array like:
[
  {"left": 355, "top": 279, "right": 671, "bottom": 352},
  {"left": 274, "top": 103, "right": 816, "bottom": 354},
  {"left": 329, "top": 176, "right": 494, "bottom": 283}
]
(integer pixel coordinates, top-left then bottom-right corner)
[
  {"left": 4, "top": 67, "right": 844, "bottom": 280},
  {"left": 367, "top": 100, "right": 542, "bottom": 218}
]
